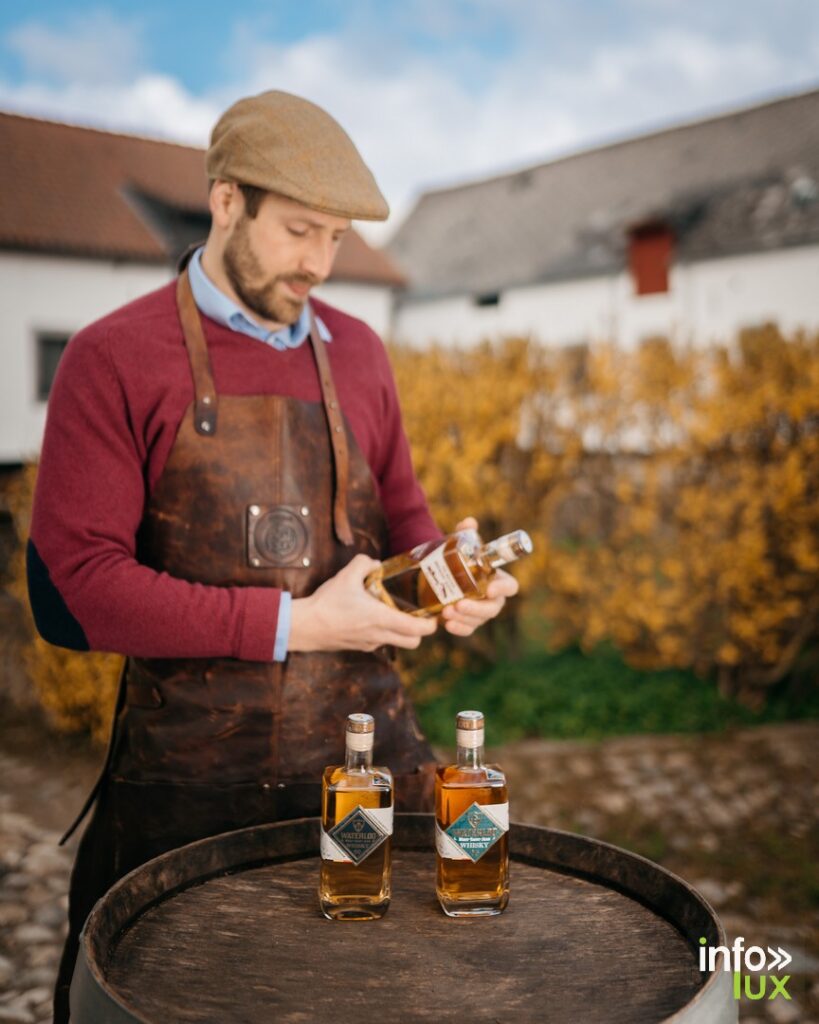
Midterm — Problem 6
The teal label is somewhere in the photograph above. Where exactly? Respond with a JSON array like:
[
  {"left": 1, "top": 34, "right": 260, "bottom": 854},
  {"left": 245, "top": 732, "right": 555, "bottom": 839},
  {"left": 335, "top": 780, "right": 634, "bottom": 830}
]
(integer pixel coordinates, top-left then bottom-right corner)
[
  {"left": 328, "top": 806, "right": 389, "bottom": 865},
  {"left": 445, "top": 802, "right": 505, "bottom": 862}
]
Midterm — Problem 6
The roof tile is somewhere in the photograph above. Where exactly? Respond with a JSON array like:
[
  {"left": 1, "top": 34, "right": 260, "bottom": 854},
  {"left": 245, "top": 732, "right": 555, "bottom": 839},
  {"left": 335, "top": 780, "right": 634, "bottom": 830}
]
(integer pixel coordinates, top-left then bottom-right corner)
[{"left": 0, "top": 111, "right": 404, "bottom": 286}]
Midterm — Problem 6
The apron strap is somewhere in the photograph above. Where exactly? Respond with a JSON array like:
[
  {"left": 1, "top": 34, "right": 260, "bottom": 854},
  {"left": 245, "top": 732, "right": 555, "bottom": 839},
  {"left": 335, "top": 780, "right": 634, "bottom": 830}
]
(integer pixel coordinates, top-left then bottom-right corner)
[
  {"left": 176, "top": 239, "right": 205, "bottom": 273},
  {"left": 307, "top": 307, "right": 354, "bottom": 547},
  {"left": 58, "top": 658, "right": 129, "bottom": 845},
  {"left": 176, "top": 269, "right": 218, "bottom": 436},
  {"left": 174, "top": 267, "right": 353, "bottom": 546}
]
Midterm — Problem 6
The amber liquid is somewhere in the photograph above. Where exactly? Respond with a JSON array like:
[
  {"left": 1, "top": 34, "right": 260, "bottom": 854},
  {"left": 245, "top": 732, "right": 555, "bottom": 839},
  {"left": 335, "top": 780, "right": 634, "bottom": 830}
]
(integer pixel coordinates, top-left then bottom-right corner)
[
  {"left": 435, "top": 764, "right": 509, "bottom": 916},
  {"left": 319, "top": 765, "right": 393, "bottom": 920},
  {"left": 366, "top": 534, "right": 492, "bottom": 616}
]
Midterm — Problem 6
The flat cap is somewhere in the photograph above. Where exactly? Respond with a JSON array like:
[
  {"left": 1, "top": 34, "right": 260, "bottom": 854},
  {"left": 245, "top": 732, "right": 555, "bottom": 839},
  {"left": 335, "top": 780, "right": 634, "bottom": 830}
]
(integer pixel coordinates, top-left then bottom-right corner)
[{"left": 206, "top": 90, "right": 389, "bottom": 221}]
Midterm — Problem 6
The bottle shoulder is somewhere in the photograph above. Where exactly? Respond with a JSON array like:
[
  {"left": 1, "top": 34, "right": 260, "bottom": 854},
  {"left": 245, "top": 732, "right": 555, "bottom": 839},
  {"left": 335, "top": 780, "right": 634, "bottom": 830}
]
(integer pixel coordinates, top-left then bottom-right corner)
[
  {"left": 435, "top": 764, "right": 506, "bottom": 787},
  {"left": 323, "top": 765, "right": 393, "bottom": 789}
]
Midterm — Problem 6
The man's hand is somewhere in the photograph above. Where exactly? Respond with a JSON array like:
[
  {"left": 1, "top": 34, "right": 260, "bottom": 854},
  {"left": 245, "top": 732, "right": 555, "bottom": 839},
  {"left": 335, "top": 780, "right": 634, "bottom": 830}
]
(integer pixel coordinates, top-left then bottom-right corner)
[
  {"left": 289, "top": 554, "right": 437, "bottom": 653},
  {"left": 441, "top": 516, "right": 520, "bottom": 637}
]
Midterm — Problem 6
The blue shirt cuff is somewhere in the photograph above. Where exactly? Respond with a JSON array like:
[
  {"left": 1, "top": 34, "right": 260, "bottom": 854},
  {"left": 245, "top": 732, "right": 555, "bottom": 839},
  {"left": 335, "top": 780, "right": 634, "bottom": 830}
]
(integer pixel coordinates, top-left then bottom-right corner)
[{"left": 273, "top": 591, "right": 292, "bottom": 662}]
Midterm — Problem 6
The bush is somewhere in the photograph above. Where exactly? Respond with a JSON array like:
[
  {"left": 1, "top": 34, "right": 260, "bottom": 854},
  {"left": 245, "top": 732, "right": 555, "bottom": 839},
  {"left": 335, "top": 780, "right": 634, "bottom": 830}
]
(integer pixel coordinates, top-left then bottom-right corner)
[
  {"left": 4, "top": 463, "right": 121, "bottom": 745},
  {"left": 390, "top": 325, "right": 819, "bottom": 705},
  {"left": 3, "top": 325, "right": 816, "bottom": 738}
]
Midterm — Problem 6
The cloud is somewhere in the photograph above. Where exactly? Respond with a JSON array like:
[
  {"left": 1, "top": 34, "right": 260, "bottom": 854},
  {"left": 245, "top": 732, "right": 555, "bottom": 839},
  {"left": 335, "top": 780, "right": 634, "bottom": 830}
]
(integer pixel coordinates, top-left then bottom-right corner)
[
  {"left": 5, "top": 9, "right": 146, "bottom": 86},
  {"left": 0, "top": 6, "right": 816, "bottom": 246},
  {"left": 0, "top": 73, "right": 216, "bottom": 144},
  {"left": 222, "top": 21, "right": 818, "bottom": 240}
]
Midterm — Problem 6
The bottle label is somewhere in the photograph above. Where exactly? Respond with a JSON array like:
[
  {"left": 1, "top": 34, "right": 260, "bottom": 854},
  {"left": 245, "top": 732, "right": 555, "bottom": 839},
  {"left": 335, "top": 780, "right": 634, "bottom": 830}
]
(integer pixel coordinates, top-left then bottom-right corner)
[
  {"left": 419, "top": 543, "right": 465, "bottom": 605},
  {"left": 321, "top": 805, "right": 393, "bottom": 865},
  {"left": 491, "top": 535, "right": 518, "bottom": 565},
  {"left": 436, "top": 801, "right": 509, "bottom": 862},
  {"left": 456, "top": 727, "right": 484, "bottom": 748}
]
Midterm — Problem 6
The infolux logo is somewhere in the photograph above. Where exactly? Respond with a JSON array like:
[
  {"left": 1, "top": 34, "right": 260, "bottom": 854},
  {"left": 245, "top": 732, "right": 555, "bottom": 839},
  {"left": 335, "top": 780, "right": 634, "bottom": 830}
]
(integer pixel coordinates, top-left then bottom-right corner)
[{"left": 699, "top": 936, "right": 792, "bottom": 1002}]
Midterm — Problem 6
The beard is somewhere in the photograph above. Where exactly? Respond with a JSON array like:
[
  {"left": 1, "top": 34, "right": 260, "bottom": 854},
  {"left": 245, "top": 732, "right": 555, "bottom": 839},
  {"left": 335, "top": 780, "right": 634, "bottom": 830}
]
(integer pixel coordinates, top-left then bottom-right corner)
[{"left": 222, "top": 214, "right": 317, "bottom": 325}]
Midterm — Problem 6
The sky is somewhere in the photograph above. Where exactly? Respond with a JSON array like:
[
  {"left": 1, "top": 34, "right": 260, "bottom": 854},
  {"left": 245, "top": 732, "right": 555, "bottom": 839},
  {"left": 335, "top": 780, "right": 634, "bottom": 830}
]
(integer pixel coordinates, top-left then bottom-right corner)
[{"left": 1, "top": 1, "right": 817, "bottom": 242}]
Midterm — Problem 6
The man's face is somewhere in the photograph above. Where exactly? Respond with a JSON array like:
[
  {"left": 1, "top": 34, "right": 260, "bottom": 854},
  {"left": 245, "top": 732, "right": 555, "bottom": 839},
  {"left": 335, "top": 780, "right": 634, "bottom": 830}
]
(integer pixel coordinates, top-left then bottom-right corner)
[{"left": 222, "top": 189, "right": 350, "bottom": 326}]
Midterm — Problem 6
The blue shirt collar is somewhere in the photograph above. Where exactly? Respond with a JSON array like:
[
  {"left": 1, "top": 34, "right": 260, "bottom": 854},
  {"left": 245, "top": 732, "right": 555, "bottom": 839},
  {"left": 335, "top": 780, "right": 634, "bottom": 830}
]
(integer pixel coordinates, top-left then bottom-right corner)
[{"left": 187, "top": 245, "right": 331, "bottom": 351}]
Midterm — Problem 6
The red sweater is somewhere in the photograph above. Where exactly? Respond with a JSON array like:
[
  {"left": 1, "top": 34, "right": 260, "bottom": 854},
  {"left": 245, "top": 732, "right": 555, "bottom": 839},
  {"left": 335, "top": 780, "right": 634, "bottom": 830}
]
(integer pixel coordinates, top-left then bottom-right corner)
[{"left": 27, "top": 282, "right": 439, "bottom": 662}]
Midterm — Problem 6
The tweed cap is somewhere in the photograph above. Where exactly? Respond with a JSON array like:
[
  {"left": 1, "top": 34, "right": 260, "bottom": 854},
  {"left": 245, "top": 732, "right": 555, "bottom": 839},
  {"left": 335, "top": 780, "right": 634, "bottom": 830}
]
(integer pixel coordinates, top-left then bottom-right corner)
[{"left": 206, "top": 90, "right": 389, "bottom": 221}]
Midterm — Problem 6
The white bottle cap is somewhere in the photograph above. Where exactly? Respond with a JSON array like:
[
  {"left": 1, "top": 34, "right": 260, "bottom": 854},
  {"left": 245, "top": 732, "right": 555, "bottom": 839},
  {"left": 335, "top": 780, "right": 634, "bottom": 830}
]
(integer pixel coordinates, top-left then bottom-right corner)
[
  {"left": 456, "top": 709, "right": 484, "bottom": 748},
  {"left": 346, "top": 712, "right": 374, "bottom": 751}
]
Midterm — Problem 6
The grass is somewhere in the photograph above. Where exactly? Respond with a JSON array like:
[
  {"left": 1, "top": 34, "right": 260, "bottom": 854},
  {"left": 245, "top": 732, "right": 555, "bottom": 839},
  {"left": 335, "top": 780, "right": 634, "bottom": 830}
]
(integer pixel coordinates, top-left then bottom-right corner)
[
  {"left": 595, "top": 816, "right": 819, "bottom": 921},
  {"left": 696, "top": 826, "right": 819, "bottom": 914},
  {"left": 412, "top": 628, "right": 819, "bottom": 748},
  {"left": 598, "top": 821, "right": 671, "bottom": 865}
]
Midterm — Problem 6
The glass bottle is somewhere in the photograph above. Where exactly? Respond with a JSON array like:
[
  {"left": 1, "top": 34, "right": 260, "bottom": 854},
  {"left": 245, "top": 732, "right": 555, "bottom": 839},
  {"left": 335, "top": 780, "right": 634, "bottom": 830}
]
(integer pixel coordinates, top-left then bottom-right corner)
[
  {"left": 319, "top": 713, "right": 393, "bottom": 921},
  {"left": 435, "top": 710, "right": 509, "bottom": 916},
  {"left": 365, "top": 528, "right": 532, "bottom": 617}
]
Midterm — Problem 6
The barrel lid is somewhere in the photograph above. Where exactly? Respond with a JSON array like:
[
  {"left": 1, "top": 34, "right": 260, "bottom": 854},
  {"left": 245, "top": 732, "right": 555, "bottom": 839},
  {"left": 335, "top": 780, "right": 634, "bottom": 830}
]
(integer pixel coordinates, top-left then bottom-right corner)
[{"left": 72, "top": 817, "right": 735, "bottom": 1024}]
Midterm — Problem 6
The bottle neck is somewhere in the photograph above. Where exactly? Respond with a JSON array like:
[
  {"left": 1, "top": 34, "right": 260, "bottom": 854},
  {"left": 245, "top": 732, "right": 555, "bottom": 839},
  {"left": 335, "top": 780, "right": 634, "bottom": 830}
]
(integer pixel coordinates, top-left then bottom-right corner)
[
  {"left": 345, "top": 746, "right": 373, "bottom": 771},
  {"left": 480, "top": 530, "right": 531, "bottom": 569},
  {"left": 456, "top": 743, "right": 485, "bottom": 768}
]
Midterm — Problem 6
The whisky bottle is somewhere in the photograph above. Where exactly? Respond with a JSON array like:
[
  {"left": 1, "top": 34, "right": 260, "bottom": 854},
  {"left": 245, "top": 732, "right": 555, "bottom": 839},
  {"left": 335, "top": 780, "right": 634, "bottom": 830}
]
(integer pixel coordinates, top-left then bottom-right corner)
[
  {"left": 319, "top": 713, "right": 393, "bottom": 921},
  {"left": 365, "top": 528, "right": 532, "bottom": 617},
  {"left": 435, "top": 710, "right": 509, "bottom": 916}
]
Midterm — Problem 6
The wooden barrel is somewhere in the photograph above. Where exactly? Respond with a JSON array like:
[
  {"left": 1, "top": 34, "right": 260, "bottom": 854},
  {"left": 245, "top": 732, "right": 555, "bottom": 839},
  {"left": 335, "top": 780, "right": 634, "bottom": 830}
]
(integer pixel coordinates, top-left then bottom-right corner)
[{"left": 71, "top": 815, "right": 736, "bottom": 1024}]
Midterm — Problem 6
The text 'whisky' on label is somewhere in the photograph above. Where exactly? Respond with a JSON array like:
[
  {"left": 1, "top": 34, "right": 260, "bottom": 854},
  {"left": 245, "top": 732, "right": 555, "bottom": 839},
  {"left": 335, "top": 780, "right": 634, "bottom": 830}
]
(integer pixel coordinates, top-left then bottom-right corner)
[
  {"left": 319, "top": 713, "right": 393, "bottom": 921},
  {"left": 435, "top": 710, "right": 509, "bottom": 917},
  {"left": 365, "top": 528, "right": 533, "bottom": 617}
]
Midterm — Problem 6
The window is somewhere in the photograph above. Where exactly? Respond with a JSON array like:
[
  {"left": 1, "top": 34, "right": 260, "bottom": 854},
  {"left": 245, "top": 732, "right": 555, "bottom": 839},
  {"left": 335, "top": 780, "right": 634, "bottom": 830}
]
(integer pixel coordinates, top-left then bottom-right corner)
[
  {"left": 36, "top": 332, "right": 70, "bottom": 401},
  {"left": 474, "top": 292, "right": 501, "bottom": 307},
  {"left": 628, "top": 223, "right": 673, "bottom": 296}
]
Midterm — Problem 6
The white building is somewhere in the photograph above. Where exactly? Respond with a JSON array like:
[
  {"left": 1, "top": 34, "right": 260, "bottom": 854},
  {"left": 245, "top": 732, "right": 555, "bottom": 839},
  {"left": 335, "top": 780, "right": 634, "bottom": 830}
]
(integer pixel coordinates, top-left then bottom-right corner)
[
  {"left": 388, "top": 87, "right": 819, "bottom": 351},
  {"left": 0, "top": 112, "right": 405, "bottom": 466}
]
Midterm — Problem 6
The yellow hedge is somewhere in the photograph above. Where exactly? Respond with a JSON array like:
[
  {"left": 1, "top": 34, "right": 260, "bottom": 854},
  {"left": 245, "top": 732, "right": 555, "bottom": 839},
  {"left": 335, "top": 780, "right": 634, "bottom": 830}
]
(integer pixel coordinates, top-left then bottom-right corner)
[
  {"left": 4, "top": 463, "right": 121, "bottom": 745},
  {"left": 4, "top": 324, "right": 816, "bottom": 737},
  {"left": 390, "top": 325, "right": 819, "bottom": 704}
]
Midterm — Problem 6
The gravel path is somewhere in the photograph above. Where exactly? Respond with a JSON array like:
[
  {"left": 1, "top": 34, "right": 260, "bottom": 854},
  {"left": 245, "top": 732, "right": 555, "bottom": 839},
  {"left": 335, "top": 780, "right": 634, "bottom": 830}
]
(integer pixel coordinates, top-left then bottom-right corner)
[
  {"left": 0, "top": 807, "right": 70, "bottom": 1023},
  {"left": 499, "top": 723, "right": 819, "bottom": 1024},
  {"left": 1, "top": 718, "right": 816, "bottom": 1023},
  {"left": 0, "top": 713, "right": 94, "bottom": 1024}
]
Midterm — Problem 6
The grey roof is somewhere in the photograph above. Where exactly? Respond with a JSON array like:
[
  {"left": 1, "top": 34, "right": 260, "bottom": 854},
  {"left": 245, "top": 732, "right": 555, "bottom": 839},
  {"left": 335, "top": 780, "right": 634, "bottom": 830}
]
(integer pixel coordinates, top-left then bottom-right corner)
[{"left": 388, "top": 87, "right": 819, "bottom": 302}]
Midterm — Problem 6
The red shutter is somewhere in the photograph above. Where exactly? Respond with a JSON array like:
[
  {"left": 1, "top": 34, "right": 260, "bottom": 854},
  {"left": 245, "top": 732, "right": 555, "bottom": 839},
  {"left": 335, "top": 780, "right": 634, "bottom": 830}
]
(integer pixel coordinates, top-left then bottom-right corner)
[{"left": 629, "top": 224, "right": 672, "bottom": 295}]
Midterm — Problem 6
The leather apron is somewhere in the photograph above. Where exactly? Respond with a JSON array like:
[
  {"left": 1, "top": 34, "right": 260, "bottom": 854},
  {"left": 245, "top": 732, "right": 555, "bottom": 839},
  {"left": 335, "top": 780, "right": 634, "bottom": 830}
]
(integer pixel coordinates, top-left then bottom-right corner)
[{"left": 55, "top": 271, "right": 435, "bottom": 1022}]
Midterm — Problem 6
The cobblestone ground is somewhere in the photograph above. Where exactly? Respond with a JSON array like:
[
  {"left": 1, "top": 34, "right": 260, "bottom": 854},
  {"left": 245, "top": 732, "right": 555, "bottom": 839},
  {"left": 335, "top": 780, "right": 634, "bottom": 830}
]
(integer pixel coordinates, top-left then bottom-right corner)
[
  {"left": 0, "top": 719, "right": 816, "bottom": 1022},
  {"left": 0, "top": 717, "right": 93, "bottom": 1024},
  {"left": 498, "top": 721, "right": 819, "bottom": 1024},
  {"left": 0, "top": 808, "right": 70, "bottom": 1023}
]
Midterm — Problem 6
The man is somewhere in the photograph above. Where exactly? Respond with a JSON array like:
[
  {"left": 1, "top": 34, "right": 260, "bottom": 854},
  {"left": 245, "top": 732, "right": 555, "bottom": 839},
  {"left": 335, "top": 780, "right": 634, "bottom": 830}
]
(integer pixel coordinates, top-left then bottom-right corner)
[{"left": 27, "top": 91, "right": 518, "bottom": 1021}]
